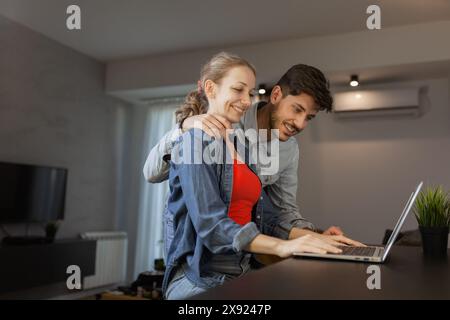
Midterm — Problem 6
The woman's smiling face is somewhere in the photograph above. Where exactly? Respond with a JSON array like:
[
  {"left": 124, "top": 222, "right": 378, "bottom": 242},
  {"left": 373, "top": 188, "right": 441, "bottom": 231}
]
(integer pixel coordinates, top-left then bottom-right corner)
[{"left": 205, "top": 66, "right": 256, "bottom": 123}]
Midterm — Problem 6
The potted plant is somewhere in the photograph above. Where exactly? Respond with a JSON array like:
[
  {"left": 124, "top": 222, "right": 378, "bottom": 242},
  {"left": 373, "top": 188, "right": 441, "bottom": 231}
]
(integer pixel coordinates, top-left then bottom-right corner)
[
  {"left": 44, "top": 220, "right": 61, "bottom": 243},
  {"left": 414, "top": 186, "right": 450, "bottom": 257}
]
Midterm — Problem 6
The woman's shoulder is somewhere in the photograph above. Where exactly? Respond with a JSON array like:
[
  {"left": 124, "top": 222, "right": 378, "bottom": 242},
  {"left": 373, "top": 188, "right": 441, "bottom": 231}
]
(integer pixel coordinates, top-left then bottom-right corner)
[
  {"left": 172, "top": 128, "right": 225, "bottom": 165},
  {"left": 176, "top": 128, "right": 219, "bottom": 147}
]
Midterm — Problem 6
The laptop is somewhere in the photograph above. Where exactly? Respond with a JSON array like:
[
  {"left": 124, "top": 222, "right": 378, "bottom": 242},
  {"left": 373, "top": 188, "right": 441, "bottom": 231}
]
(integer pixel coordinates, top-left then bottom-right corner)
[{"left": 294, "top": 181, "right": 423, "bottom": 263}]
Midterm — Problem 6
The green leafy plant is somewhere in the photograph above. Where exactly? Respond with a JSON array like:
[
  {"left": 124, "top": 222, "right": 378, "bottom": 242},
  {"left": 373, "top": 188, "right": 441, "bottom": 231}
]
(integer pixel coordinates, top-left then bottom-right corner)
[
  {"left": 414, "top": 186, "right": 450, "bottom": 227},
  {"left": 44, "top": 220, "right": 62, "bottom": 239}
]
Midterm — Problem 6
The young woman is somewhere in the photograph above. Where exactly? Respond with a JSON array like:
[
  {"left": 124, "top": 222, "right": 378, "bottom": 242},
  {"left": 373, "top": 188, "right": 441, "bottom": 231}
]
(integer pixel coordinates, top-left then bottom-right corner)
[{"left": 163, "top": 52, "right": 342, "bottom": 300}]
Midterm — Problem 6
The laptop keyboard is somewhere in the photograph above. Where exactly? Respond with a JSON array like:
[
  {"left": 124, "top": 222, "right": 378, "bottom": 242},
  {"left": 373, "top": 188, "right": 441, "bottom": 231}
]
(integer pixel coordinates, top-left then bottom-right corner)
[{"left": 337, "top": 246, "right": 378, "bottom": 257}]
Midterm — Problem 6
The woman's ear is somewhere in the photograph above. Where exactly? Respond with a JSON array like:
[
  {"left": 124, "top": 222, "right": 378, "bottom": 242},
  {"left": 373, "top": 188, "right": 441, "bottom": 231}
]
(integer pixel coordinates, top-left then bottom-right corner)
[
  {"left": 204, "top": 79, "right": 216, "bottom": 99},
  {"left": 270, "top": 85, "right": 283, "bottom": 104}
]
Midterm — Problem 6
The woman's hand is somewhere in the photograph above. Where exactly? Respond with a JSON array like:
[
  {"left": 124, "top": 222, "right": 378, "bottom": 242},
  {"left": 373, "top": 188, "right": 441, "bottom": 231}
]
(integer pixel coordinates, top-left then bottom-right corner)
[
  {"left": 182, "top": 114, "right": 232, "bottom": 139},
  {"left": 276, "top": 234, "right": 343, "bottom": 258},
  {"left": 289, "top": 227, "right": 366, "bottom": 248},
  {"left": 312, "top": 233, "right": 366, "bottom": 248}
]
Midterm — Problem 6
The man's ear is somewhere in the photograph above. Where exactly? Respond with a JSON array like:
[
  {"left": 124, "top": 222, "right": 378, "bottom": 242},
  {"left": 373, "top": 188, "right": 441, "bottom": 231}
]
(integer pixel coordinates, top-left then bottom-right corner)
[
  {"left": 270, "top": 85, "right": 283, "bottom": 104},
  {"left": 204, "top": 79, "right": 216, "bottom": 99}
]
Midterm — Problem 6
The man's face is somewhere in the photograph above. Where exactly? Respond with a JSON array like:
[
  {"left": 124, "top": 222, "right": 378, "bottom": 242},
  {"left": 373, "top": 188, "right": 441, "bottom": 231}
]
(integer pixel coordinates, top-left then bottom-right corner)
[{"left": 270, "top": 86, "right": 318, "bottom": 141}]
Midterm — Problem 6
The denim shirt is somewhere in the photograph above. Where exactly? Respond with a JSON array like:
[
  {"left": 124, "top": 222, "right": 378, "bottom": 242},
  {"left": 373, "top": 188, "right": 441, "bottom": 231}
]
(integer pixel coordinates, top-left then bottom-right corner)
[
  {"left": 143, "top": 102, "right": 314, "bottom": 242},
  {"left": 162, "top": 128, "right": 281, "bottom": 294}
]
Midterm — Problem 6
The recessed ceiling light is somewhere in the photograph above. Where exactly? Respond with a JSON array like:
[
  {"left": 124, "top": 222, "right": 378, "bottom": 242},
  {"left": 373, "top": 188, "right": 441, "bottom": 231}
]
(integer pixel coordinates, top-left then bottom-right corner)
[{"left": 350, "top": 75, "right": 359, "bottom": 87}]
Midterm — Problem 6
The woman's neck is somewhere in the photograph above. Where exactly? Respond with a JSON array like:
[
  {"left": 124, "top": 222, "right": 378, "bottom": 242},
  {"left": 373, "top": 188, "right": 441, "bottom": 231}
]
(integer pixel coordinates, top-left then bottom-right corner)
[{"left": 256, "top": 102, "right": 274, "bottom": 139}]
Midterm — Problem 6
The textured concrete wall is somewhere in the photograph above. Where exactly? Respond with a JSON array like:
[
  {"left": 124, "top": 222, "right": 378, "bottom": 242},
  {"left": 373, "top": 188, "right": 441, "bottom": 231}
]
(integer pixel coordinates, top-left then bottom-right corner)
[{"left": 0, "top": 15, "right": 128, "bottom": 239}]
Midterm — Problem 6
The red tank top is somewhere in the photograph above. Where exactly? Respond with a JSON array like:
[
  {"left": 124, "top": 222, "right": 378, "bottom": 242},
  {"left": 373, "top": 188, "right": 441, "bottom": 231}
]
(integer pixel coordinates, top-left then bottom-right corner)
[{"left": 228, "top": 159, "right": 262, "bottom": 225}]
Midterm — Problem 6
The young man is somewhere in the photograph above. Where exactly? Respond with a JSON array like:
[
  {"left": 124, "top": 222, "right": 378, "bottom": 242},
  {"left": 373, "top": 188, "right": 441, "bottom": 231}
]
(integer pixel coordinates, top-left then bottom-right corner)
[{"left": 144, "top": 64, "right": 363, "bottom": 250}]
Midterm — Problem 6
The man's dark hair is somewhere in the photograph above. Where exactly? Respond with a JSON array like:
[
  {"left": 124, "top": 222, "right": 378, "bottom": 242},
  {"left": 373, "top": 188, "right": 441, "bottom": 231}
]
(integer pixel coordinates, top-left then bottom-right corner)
[{"left": 276, "top": 64, "right": 333, "bottom": 112}]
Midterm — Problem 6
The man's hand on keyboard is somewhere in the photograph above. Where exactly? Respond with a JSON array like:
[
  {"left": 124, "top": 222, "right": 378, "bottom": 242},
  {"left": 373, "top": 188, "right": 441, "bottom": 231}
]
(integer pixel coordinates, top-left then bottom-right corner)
[{"left": 322, "top": 226, "right": 344, "bottom": 236}]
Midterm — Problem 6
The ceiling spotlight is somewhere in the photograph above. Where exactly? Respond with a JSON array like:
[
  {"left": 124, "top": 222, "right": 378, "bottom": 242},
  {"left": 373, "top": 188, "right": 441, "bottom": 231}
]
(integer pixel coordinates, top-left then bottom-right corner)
[
  {"left": 350, "top": 75, "right": 359, "bottom": 87},
  {"left": 258, "top": 84, "right": 266, "bottom": 95}
]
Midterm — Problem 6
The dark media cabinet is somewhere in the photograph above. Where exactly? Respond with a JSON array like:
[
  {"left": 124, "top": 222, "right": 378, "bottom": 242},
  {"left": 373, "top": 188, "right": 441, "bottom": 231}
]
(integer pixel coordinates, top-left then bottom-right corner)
[{"left": 0, "top": 239, "right": 96, "bottom": 297}]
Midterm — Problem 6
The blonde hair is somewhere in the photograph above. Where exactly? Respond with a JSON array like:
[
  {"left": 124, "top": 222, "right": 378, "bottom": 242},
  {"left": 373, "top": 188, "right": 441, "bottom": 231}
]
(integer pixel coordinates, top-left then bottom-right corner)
[{"left": 175, "top": 52, "right": 256, "bottom": 123}]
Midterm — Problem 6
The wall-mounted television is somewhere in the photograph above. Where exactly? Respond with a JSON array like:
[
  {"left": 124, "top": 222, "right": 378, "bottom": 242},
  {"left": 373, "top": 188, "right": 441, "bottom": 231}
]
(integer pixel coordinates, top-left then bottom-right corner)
[{"left": 0, "top": 161, "right": 67, "bottom": 223}]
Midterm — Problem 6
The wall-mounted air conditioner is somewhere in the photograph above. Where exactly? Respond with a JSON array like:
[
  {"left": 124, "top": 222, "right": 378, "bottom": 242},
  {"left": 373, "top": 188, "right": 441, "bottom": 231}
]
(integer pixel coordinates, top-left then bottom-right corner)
[{"left": 333, "top": 87, "right": 422, "bottom": 118}]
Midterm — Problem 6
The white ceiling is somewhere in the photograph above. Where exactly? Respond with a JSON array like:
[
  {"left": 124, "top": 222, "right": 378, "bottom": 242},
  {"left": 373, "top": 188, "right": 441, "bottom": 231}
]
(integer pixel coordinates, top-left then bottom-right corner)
[{"left": 1, "top": 0, "right": 450, "bottom": 62}]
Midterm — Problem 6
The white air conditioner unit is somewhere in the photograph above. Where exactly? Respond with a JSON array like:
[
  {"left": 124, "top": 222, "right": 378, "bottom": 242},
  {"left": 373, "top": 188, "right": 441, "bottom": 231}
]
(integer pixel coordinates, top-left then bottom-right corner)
[{"left": 333, "top": 88, "right": 421, "bottom": 118}]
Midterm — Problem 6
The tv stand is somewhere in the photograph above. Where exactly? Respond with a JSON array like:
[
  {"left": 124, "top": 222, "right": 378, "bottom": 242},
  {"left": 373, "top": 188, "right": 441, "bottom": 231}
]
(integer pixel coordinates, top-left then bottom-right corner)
[
  {"left": 1, "top": 236, "right": 50, "bottom": 245},
  {"left": 0, "top": 238, "right": 96, "bottom": 297}
]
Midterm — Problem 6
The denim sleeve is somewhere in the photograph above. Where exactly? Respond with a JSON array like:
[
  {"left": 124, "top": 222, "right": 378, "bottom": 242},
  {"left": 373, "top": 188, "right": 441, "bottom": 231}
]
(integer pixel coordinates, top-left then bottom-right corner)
[
  {"left": 264, "top": 146, "right": 315, "bottom": 237},
  {"left": 175, "top": 129, "right": 260, "bottom": 254}
]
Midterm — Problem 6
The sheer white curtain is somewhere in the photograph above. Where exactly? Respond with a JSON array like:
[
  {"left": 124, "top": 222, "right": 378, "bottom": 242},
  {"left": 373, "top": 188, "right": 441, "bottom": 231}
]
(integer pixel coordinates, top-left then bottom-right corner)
[{"left": 133, "top": 98, "right": 180, "bottom": 276}]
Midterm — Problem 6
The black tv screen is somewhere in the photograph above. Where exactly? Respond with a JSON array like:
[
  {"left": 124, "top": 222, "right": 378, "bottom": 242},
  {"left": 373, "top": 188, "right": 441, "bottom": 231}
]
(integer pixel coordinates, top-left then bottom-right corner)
[{"left": 0, "top": 162, "right": 67, "bottom": 223}]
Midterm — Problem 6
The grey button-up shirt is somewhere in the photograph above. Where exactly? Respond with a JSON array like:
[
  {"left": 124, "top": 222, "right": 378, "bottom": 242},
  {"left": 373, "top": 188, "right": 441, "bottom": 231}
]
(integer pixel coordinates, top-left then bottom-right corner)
[{"left": 143, "top": 102, "right": 314, "bottom": 239}]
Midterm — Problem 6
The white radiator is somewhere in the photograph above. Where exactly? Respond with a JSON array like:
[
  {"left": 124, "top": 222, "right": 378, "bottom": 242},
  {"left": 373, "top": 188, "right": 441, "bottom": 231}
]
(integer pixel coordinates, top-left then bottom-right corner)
[{"left": 80, "top": 231, "right": 128, "bottom": 289}]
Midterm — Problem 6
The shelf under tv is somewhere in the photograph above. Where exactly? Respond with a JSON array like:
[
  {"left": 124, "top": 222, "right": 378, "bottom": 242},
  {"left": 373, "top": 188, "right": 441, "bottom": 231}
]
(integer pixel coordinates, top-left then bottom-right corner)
[{"left": 1, "top": 236, "right": 51, "bottom": 245}]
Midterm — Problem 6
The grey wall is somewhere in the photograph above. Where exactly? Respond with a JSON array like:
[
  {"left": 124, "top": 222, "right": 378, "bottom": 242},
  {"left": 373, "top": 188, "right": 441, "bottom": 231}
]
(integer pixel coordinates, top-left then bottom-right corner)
[
  {"left": 297, "top": 77, "right": 450, "bottom": 244},
  {"left": 0, "top": 15, "right": 129, "bottom": 238}
]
